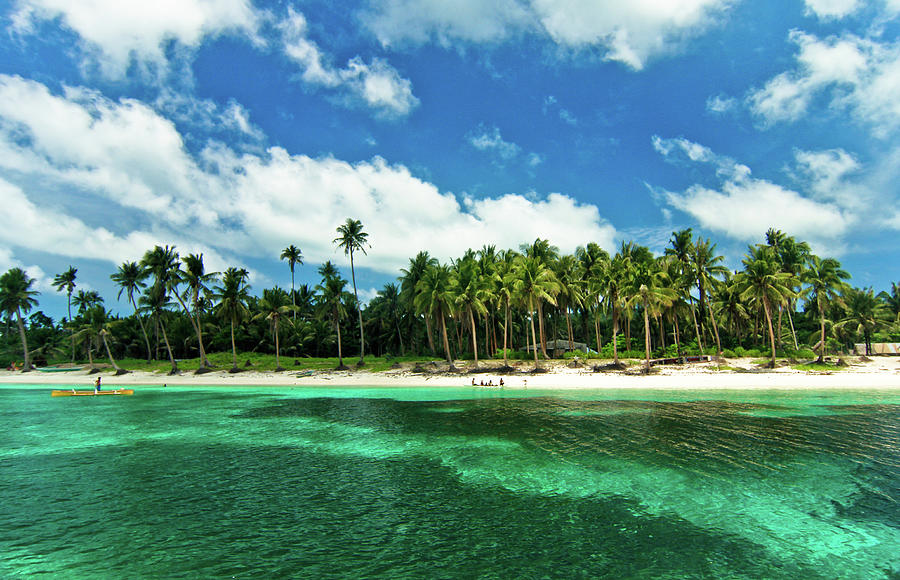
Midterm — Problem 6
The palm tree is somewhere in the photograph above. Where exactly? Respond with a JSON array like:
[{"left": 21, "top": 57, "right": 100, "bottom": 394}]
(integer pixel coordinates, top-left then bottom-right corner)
[
  {"left": 139, "top": 284, "right": 178, "bottom": 374},
  {"left": 401, "top": 251, "right": 439, "bottom": 355},
  {"left": 576, "top": 243, "right": 610, "bottom": 354},
  {"left": 835, "top": 287, "right": 891, "bottom": 356},
  {"left": 51, "top": 266, "right": 77, "bottom": 362},
  {"left": 72, "top": 289, "right": 103, "bottom": 314},
  {"left": 512, "top": 255, "right": 558, "bottom": 367},
  {"left": 317, "top": 263, "right": 349, "bottom": 370},
  {"left": 213, "top": 267, "right": 250, "bottom": 372},
  {"left": 79, "top": 305, "right": 126, "bottom": 374},
  {"left": 280, "top": 245, "right": 303, "bottom": 320},
  {"left": 452, "top": 256, "right": 490, "bottom": 368},
  {"left": 179, "top": 253, "right": 216, "bottom": 369},
  {"left": 692, "top": 237, "right": 728, "bottom": 357},
  {"left": 734, "top": 246, "right": 796, "bottom": 368},
  {"left": 111, "top": 261, "right": 152, "bottom": 361},
  {"left": 334, "top": 219, "right": 370, "bottom": 366},
  {"left": 877, "top": 282, "right": 900, "bottom": 322},
  {"left": 665, "top": 228, "right": 704, "bottom": 354},
  {"left": 522, "top": 238, "right": 559, "bottom": 358},
  {"left": 555, "top": 254, "right": 584, "bottom": 351},
  {"left": 0, "top": 268, "right": 39, "bottom": 371},
  {"left": 626, "top": 258, "right": 677, "bottom": 372},
  {"left": 254, "top": 287, "right": 295, "bottom": 371},
  {"left": 495, "top": 251, "right": 518, "bottom": 368},
  {"left": 800, "top": 256, "right": 850, "bottom": 362},
  {"left": 414, "top": 263, "right": 456, "bottom": 367},
  {"left": 599, "top": 252, "right": 628, "bottom": 366}
]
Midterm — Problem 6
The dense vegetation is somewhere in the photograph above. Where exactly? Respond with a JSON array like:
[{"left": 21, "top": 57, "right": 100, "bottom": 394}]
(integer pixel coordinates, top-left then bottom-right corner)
[{"left": 2, "top": 223, "right": 899, "bottom": 373}]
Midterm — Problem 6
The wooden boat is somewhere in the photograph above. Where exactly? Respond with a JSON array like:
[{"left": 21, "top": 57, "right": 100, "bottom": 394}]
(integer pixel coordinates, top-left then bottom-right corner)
[
  {"left": 51, "top": 389, "right": 134, "bottom": 397},
  {"left": 37, "top": 366, "right": 84, "bottom": 373}
]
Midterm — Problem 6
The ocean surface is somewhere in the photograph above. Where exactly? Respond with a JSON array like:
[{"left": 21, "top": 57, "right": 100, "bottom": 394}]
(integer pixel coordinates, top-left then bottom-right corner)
[{"left": 1, "top": 385, "right": 898, "bottom": 579}]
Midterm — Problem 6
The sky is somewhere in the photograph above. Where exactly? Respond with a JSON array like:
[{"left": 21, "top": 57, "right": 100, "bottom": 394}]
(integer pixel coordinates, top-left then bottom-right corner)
[{"left": 1, "top": 0, "right": 899, "bottom": 322}]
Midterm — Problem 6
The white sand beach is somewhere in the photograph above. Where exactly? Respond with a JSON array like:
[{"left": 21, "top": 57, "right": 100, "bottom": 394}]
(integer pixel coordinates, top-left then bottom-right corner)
[{"left": 2, "top": 357, "right": 898, "bottom": 390}]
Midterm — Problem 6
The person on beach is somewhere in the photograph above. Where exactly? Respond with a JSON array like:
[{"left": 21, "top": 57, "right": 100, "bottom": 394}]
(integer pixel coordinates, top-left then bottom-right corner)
[
  {"left": 94, "top": 376, "right": 101, "bottom": 393},
  {"left": 499, "top": 378, "right": 504, "bottom": 387}
]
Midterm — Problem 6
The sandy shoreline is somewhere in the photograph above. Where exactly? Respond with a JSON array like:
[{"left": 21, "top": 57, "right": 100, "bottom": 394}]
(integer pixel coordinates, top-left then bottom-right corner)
[{"left": 2, "top": 357, "right": 899, "bottom": 390}]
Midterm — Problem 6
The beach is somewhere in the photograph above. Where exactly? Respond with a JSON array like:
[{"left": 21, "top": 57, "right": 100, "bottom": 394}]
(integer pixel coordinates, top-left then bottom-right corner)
[{"left": 2, "top": 356, "right": 898, "bottom": 390}]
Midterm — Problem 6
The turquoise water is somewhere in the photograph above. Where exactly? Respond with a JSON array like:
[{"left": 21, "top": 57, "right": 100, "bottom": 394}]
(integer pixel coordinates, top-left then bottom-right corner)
[{"left": 1, "top": 385, "right": 898, "bottom": 579}]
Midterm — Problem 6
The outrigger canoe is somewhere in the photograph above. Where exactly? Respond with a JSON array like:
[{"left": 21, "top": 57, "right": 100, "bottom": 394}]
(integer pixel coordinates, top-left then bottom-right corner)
[{"left": 51, "top": 389, "right": 134, "bottom": 397}]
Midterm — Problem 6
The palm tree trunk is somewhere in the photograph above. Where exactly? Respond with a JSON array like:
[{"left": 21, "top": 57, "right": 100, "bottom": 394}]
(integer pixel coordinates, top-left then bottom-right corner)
[
  {"left": 131, "top": 296, "right": 152, "bottom": 362},
  {"left": 349, "top": 251, "right": 365, "bottom": 365},
  {"left": 101, "top": 331, "right": 122, "bottom": 372},
  {"left": 469, "top": 308, "right": 479, "bottom": 368},
  {"left": 673, "top": 316, "right": 682, "bottom": 359},
  {"left": 424, "top": 315, "right": 436, "bottom": 355},
  {"left": 537, "top": 300, "right": 548, "bottom": 359},
  {"left": 290, "top": 267, "right": 296, "bottom": 321},
  {"left": 611, "top": 303, "right": 620, "bottom": 365},
  {"left": 818, "top": 311, "right": 826, "bottom": 363},
  {"left": 503, "top": 298, "right": 510, "bottom": 367},
  {"left": 643, "top": 303, "right": 651, "bottom": 372},
  {"left": 334, "top": 309, "right": 344, "bottom": 368},
  {"left": 787, "top": 307, "right": 799, "bottom": 350},
  {"left": 594, "top": 312, "right": 601, "bottom": 355},
  {"left": 15, "top": 308, "right": 31, "bottom": 371},
  {"left": 440, "top": 310, "right": 453, "bottom": 366},
  {"left": 690, "top": 300, "right": 704, "bottom": 355},
  {"left": 529, "top": 298, "right": 540, "bottom": 367},
  {"left": 707, "top": 300, "right": 723, "bottom": 357},
  {"left": 565, "top": 305, "right": 574, "bottom": 351},
  {"left": 67, "top": 294, "right": 74, "bottom": 363},
  {"left": 173, "top": 292, "right": 209, "bottom": 367},
  {"left": 763, "top": 297, "right": 777, "bottom": 368},
  {"left": 160, "top": 320, "right": 177, "bottom": 374},
  {"left": 230, "top": 319, "right": 238, "bottom": 370}
]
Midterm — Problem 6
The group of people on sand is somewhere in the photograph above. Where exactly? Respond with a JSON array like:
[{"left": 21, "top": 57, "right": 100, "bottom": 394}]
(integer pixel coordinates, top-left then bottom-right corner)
[
  {"left": 471, "top": 377, "right": 504, "bottom": 387},
  {"left": 5, "top": 362, "right": 22, "bottom": 371}
]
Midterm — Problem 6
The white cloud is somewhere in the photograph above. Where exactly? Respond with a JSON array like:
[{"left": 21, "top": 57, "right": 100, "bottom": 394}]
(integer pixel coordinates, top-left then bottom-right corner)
[
  {"left": 468, "top": 126, "right": 521, "bottom": 160},
  {"left": 12, "top": 0, "right": 260, "bottom": 79},
  {"left": 803, "top": 0, "right": 860, "bottom": 20},
  {"left": 793, "top": 148, "right": 864, "bottom": 208},
  {"left": 0, "top": 77, "right": 618, "bottom": 278},
  {"left": 362, "top": 0, "right": 732, "bottom": 69},
  {"left": 653, "top": 136, "right": 853, "bottom": 249},
  {"left": 279, "top": 9, "right": 419, "bottom": 118},
  {"left": 748, "top": 31, "right": 900, "bottom": 135},
  {"left": 706, "top": 94, "right": 736, "bottom": 114}
]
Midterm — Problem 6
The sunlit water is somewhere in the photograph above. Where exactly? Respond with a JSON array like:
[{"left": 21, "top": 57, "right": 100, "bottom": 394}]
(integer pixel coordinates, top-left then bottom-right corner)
[{"left": 1, "top": 385, "right": 898, "bottom": 579}]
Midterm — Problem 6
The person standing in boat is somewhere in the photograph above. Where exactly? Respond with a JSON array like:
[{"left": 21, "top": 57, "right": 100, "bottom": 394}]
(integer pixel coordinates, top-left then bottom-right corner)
[{"left": 94, "top": 376, "right": 101, "bottom": 393}]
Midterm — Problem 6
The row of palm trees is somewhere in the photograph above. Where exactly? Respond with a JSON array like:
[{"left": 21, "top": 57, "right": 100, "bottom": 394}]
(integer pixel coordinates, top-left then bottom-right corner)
[{"left": 2, "top": 226, "right": 899, "bottom": 372}]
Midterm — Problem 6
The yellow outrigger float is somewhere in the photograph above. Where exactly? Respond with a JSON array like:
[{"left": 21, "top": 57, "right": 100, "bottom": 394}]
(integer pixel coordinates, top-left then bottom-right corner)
[{"left": 51, "top": 389, "right": 134, "bottom": 397}]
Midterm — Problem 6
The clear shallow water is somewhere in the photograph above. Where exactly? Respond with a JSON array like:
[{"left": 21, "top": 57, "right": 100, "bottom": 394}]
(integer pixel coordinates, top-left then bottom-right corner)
[{"left": 1, "top": 385, "right": 898, "bottom": 579}]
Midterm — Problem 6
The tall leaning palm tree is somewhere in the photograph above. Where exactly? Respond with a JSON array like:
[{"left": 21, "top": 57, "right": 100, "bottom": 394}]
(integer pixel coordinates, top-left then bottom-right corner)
[
  {"left": 692, "top": 237, "right": 728, "bottom": 357},
  {"left": 214, "top": 267, "right": 250, "bottom": 372},
  {"left": 512, "top": 255, "right": 558, "bottom": 368},
  {"left": 0, "top": 268, "right": 39, "bottom": 371},
  {"left": 280, "top": 245, "right": 303, "bottom": 320},
  {"left": 111, "top": 261, "right": 152, "bottom": 361},
  {"left": 334, "top": 218, "right": 370, "bottom": 366},
  {"left": 800, "top": 256, "right": 850, "bottom": 362},
  {"left": 317, "top": 263, "right": 349, "bottom": 370},
  {"left": 452, "top": 256, "right": 490, "bottom": 368},
  {"left": 179, "top": 253, "right": 216, "bottom": 369},
  {"left": 626, "top": 258, "right": 677, "bottom": 373},
  {"left": 734, "top": 246, "right": 796, "bottom": 368},
  {"left": 52, "top": 266, "right": 77, "bottom": 362}
]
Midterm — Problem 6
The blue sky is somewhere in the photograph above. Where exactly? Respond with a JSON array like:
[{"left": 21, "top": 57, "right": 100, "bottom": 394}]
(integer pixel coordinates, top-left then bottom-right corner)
[{"left": 1, "top": 0, "right": 899, "bottom": 322}]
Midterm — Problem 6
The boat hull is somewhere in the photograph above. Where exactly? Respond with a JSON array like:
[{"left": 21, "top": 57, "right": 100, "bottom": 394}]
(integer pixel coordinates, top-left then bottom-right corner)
[{"left": 51, "top": 389, "right": 134, "bottom": 397}]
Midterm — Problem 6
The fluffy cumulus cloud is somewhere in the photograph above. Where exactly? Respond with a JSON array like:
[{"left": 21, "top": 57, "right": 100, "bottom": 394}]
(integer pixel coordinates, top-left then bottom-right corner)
[
  {"left": 0, "top": 76, "right": 616, "bottom": 279},
  {"left": 11, "top": 0, "right": 260, "bottom": 78},
  {"left": 362, "top": 0, "right": 732, "bottom": 69},
  {"left": 652, "top": 136, "right": 853, "bottom": 248},
  {"left": 279, "top": 9, "right": 419, "bottom": 118},
  {"left": 748, "top": 30, "right": 900, "bottom": 135}
]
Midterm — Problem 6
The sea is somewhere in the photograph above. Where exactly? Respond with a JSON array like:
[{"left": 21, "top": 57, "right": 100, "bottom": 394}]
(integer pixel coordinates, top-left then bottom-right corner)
[{"left": 1, "top": 385, "right": 898, "bottom": 579}]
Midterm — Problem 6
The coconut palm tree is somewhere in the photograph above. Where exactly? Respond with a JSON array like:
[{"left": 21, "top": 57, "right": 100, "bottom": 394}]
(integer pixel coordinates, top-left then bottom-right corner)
[
  {"left": 521, "top": 238, "right": 559, "bottom": 358},
  {"left": 414, "top": 263, "right": 456, "bottom": 366},
  {"left": 512, "top": 255, "right": 558, "bottom": 367},
  {"left": 452, "top": 255, "right": 490, "bottom": 368},
  {"left": 334, "top": 218, "right": 370, "bottom": 366},
  {"left": 835, "top": 287, "right": 891, "bottom": 356},
  {"left": 0, "top": 268, "right": 39, "bottom": 371},
  {"left": 139, "top": 283, "right": 179, "bottom": 374},
  {"left": 734, "top": 246, "right": 796, "bottom": 368},
  {"left": 52, "top": 266, "right": 77, "bottom": 362},
  {"left": 554, "top": 254, "right": 583, "bottom": 351},
  {"left": 72, "top": 289, "right": 103, "bottom": 314},
  {"left": 665, "top": 228, "right": 704, "bottom": 354},
  {"left": 280, "top": 245, "right": 303, "bottom": 320},
  {"left": 877, "top": 282, "right": 900, "bottom": 323},
  {"left": 111, "top": 261, "right": 152, "bottom": 361},
  {"left": 179, "top": 253, "right": 216, "bottom": 369},
  {"left": 400, "top": 251, "right": 439, "bottom": 355},
  {"left": 317, "top": 263, "right": 349, "bottom": 370},
  {"left": 626, "top": 257, "right": 677, "bottom": 372},
  {"left": 576, "top": 243, "right": 610, "bottom": 354},
  {"left": 213, "top": 267, "right": 251, "bottom": 372},
  {"left": 254, "top": 287, "right": 295, "bottom": 371},
  {"left": 692, "top": 237, "right": 728, "bottom": 357},
  {"left": 800, "top": 256, "right": 850, "bottom": 362}
]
